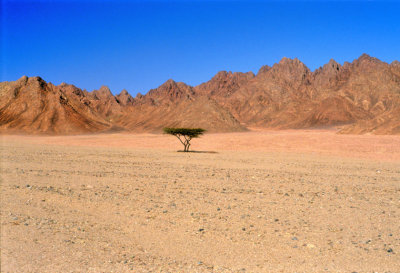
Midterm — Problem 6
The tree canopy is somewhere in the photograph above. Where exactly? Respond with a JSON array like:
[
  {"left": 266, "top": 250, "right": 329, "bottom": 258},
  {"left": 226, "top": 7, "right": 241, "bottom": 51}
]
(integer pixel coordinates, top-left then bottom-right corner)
[{"left": 163, "top": 127, "right": 205, "bottom": 152}]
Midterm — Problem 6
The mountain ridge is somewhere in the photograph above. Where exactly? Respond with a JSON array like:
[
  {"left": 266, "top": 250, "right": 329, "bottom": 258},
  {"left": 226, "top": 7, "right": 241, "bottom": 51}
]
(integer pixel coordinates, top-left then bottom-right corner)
[{"left": 1, "top": 54, "right": 399, "bottom": 134}]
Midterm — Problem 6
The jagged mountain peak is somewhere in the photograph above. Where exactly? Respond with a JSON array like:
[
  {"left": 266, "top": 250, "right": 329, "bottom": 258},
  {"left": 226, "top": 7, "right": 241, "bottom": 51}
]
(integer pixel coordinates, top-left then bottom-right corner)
[
  {"left": 119, "top": 89, "right": 129, "bottom": 96},
  {"left": 214, "top": 71, "right": 232, "bottom": 78},
  {"left": 354, "top": 53, "right": 384, "bottom": 65},
  {"left": 98, "top": 85, "right": 112, "bottom": 93},
  {"left": 145, "top": 79, "right": 194, "bottom": 103},
  {"left": 272, "top": 57, "right": 310, "bottom": 72},
  {"left": 327, "top": 58, "right": 340, "bottom": 67},
  {"left": 17, "top": 75, "right": 29, "bottom": 84},
  {"left": 0, "top": 76, "right": 112, "bottom": 134},
  {"left": 391, "top": 60, "right": 400, "bottom": 66},
  {"left": 116, "top": 89, "right": 134, "bottom": 106},
  {"left": 92, "top": 85, "right": 113, "bottom": 100},
  {"left": 316, "top": 59, "right": 342, "bottom": 74},
  {"left": 1, "top": 55, "right": 399, "bottom": 135},
  {"left": 358, "top": 53, "right": 372, "bottom": 60},
  {"left": 277, "top": 57, "right": 306, "bottom": 66},
  {"left": 163, "top": 78, "right": 177, "bottom": 85},
  {"left": 27, "top": 76, "right": 46, "bottom": 85},
  {"left": 154, "top": 79, "right": 189, "bottom": 91},
  {"left": 257, "top": 65, "right": 271, "bottom": 75},
  {"left": 209, "top": 70, "right": 255, "bottom": 81},
  {"left": 194, "top": 69, "right": 255, "bottom": 97}
]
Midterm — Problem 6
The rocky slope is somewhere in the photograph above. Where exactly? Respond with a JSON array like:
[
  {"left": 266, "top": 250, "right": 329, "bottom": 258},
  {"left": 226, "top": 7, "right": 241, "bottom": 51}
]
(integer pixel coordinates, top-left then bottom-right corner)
[
  {"left": 0, "top": 77, "right": 245, "bottom": 134},
  {"left": 198, "top": 55, "right": 400, "bottom": 134},
  {"left": 0, "top": 76, "right": 113, "bottom": 134},
  {"left": 113, "top": 79, "right": 246, "bottom": 132},
  {"left": 0, "top": 54, "right": 399, "bottom": 134}
]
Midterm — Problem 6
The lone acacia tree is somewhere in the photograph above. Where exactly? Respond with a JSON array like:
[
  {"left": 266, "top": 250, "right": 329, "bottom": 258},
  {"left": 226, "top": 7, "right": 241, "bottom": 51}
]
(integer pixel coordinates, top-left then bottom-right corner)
[{"left": 163, "top": 127, "right": 206, "bottom": 152}]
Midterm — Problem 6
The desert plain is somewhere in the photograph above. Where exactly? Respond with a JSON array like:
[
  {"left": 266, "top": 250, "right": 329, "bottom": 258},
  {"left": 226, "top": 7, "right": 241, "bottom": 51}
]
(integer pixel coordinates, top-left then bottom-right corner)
[{"left": 1, "top": 129, "right": 400, "bottom": 272}]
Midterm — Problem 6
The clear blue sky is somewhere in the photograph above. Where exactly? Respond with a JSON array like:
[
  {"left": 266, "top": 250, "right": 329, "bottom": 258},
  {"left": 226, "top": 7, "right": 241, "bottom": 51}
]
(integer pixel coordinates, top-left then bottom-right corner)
[{"left": 1, "top": 0, "right": 399, "bottom": 96}]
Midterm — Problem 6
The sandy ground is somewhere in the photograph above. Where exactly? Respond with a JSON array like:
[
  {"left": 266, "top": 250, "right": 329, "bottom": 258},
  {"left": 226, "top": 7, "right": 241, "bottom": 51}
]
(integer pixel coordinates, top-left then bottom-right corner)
[{"left": 1, "top": 129, "right": 399, "bottom": 272}]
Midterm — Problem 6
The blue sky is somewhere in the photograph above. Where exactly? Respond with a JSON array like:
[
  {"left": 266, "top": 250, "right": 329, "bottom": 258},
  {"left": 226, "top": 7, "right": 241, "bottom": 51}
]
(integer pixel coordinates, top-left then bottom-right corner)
[{"left": 2, "top": 0, "right": 399, "bottom": 96}]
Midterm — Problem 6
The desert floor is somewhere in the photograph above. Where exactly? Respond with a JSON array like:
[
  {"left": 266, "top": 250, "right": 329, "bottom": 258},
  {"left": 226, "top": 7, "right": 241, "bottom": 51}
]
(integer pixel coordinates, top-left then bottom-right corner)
[{"left": 1, "top": 129, "right": 399, "bottom": 272}]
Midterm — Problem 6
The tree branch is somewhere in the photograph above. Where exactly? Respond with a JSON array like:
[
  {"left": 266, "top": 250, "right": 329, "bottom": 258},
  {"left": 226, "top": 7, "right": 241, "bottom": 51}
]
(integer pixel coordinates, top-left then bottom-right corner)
[{"left": 174, "top": 134, "right": 185, "bottom": 146}]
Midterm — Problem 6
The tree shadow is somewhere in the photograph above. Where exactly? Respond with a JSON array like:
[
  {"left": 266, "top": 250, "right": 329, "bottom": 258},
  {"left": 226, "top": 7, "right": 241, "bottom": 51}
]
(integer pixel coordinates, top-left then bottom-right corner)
[{"left": 177, "top": 150, "right": 218, "bottom": 154}]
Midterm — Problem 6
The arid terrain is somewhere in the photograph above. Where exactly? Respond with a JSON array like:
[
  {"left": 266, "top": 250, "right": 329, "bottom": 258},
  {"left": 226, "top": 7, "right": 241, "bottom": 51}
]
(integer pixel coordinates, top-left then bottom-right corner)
[
  {"left": 1, "top": 55, "right": 400, "bottom": 135},
  {"left": 1, "top": 130, "right": 399, "bottom": 272}
]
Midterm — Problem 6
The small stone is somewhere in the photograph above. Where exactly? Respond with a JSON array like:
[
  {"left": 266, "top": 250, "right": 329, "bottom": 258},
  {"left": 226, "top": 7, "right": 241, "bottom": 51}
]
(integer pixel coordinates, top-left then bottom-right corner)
[
  {"left": 162, "top": 210, "right": 168, "bottom": 213},
  {"left": 198, "top": 228, "right": 204, "bottom": 232},
  {"left": 242, "top": 227, "right": 246, "bottom": 231},
  {"left": 387, "top": 248, "right": 393, "bottom": 253},
  {"left": 292, "top": 237, "right": 298, "bottom": 241}
]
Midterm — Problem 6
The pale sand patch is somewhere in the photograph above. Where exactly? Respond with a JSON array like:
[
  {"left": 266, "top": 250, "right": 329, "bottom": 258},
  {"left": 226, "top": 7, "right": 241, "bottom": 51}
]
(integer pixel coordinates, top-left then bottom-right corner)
[
  {"left": 1, "top": 130, "right": 399, "bottom": 272},
  {"left": 2, "top": 129, "right": 400, "bottom": 161}
]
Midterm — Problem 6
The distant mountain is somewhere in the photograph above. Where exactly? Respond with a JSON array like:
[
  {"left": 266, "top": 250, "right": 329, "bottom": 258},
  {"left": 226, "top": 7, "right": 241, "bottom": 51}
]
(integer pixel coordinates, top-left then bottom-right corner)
[
  {"left": 0, "top": 76, "right": 113, "bottom": 134},
  {"left": 112, "top": 79, "right": 246, "bottom": 132},
  {"left": 1, "top": 54, "right": 399, "bottom": 135},
  {"left": 193, "top": 54, "right": 400, "bottom": 134}
]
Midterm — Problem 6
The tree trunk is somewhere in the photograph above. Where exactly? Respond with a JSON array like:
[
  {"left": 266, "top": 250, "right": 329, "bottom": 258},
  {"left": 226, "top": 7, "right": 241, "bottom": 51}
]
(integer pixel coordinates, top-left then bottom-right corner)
[
  {"left": 183, "top": 136, "right": 191, "bottom": 152},
  {"left": 184, "top": 142, "right": 190, "bottom": 152}
]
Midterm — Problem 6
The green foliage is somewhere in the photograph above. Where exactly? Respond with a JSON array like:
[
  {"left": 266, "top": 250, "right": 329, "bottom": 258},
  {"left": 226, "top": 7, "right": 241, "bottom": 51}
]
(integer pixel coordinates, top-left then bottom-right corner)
[
  {"left": 163, "top": 127, "right": 205, "bottom": 138},
  {"left": 163, "top": 127, "right": 206, "bottom": 152}
]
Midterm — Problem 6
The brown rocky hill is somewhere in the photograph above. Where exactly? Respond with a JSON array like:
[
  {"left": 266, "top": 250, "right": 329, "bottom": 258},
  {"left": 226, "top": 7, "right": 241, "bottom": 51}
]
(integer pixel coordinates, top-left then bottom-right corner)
[
  {"left": 194, "top": 54, "right": 400, "bottom": 134},
  {"left": 0, "top": 77, "right": 245, "bottom": 134},
  {"left": 0, "top": 54, "right": 399, "bottom": 135},
  {"left": 112, "top": 79, "right": 246, "bottom": 133},
  {"left": 195, "top": 71, "right": 255, "bottom": 98},
  {"left": 0, "top": 76, "right": 113, "bottom": 134},
  {"left": 116, "top": 89, "right": 134, "bottom": 106}
]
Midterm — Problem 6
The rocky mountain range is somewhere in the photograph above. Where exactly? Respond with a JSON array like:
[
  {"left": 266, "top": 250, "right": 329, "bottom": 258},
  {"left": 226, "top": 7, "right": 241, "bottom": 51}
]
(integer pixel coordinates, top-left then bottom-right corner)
[{"left": 1, "top": 54, "right": 399, "bottom": 134}]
